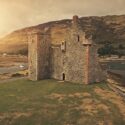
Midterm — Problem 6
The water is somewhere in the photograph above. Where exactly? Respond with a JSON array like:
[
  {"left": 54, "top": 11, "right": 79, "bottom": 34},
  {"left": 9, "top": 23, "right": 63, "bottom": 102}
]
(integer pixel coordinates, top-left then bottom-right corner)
[
  {"left": 107, "top": 61, "right": 125, "bottom": 71},
  {"left": 0, "top": 63, "right": 28, "bottom": 74}
]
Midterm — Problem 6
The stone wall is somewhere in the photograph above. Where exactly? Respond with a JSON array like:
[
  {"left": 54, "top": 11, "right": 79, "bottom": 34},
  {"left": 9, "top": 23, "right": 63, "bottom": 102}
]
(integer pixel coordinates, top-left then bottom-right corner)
[
  {"left": 63, "top": 31, "right": 86, "bottom": 83},
  {"left": 50, "top": 23, "right": 87, "bottom": 83},
  {"left": 28, "top": 31, "right": 51, "bottom": 80},
  {"left": 37, "top": 33, "right": 51, "bottom": 79},
  {"left": 28, "top": 33, "right": 38, "bottom": 81},
  {"left": 50, "top": 45, "right": 63, "bottom": 80},
  {"left": 87, "top": 44, "right": 106, "bottom": 83}
]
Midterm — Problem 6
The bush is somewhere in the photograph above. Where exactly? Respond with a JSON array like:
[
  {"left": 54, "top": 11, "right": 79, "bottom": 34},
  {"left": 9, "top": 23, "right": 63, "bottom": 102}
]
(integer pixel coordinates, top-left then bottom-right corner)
[
  {"left": 11, "top": 73, "right": 23, "bottom": 77},
  {"left": 98, "top": 43, "right": 115, "bottom": 57}
]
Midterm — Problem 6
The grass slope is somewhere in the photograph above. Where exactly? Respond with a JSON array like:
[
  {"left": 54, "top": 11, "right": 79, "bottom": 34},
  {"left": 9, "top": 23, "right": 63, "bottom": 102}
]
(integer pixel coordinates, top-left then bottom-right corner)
[{"left": 0, "top": 79, "right": 124, "bottom": 125}]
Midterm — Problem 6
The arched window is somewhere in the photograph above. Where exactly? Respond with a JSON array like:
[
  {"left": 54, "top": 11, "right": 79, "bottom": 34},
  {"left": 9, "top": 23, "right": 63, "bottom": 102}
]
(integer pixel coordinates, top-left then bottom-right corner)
[{"left": 61, "top": 41, "right": 66, "bottom": 52}]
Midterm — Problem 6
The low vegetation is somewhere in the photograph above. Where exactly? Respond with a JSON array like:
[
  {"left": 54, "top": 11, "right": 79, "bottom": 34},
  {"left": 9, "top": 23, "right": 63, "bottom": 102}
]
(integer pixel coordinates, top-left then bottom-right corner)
[
  {"left": 0, "top": 79, "right": 125, "bottom": 125},
  {"left": 98, "top": 43, "right": 125, "bottom": 57}
]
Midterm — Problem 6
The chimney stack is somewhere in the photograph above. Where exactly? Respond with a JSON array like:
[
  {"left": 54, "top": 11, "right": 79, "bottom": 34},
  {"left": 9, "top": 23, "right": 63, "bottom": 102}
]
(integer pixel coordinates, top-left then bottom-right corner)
[{"left": 72, "top": 15, "right": 79, "bottom": 24}]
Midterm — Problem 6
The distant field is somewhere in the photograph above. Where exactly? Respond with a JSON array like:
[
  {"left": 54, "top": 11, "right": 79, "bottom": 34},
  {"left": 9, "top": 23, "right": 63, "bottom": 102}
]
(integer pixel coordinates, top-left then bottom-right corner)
[
  {"left": 0, "top": 55, "right": 28, "bottom": 80},
  {"left": 0, "top": 79, "right": 125, "bottom": 125},
  {"left": 0, "top": 55, "right": 28, "bottom": 68}
]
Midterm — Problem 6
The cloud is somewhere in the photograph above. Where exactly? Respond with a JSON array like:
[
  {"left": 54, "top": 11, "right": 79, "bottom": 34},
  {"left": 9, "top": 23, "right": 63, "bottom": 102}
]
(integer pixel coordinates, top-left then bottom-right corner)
[{"left": 0, "top": 0, "right": 125, "bottom": 37}]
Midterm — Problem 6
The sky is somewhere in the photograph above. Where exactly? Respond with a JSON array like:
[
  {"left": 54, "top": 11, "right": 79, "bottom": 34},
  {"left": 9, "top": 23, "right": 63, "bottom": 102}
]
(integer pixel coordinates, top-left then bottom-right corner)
[{"left": 0, "top": 0, "right": 125, "bottom": 37}]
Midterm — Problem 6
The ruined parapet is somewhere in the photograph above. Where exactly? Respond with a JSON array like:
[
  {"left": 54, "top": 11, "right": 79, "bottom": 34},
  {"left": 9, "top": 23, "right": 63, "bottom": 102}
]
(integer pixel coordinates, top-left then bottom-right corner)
[{"left": 28, "top": 31, "right": 51, "bottom": 81}]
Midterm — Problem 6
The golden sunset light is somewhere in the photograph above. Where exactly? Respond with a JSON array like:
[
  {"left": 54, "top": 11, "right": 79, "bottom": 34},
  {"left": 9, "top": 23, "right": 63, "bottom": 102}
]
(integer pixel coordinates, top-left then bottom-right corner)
[
  {"left": 0, "top": 0, "right": 125, "bottom": 37},
  {"left": 0, "top": 0, "right": 125, "bottom": 125}
]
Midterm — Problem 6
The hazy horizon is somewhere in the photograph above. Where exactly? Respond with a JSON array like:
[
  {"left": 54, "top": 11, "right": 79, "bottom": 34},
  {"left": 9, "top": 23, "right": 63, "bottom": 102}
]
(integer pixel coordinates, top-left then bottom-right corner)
[{"left": 0, "top": 0, "right": 125, "bottom": 38}]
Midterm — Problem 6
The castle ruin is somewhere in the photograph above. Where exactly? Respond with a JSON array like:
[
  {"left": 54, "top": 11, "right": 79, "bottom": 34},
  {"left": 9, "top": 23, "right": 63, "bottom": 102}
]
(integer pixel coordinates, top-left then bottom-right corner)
[{"left": 28, "top": 15, "right": 106, "bottom": 84}]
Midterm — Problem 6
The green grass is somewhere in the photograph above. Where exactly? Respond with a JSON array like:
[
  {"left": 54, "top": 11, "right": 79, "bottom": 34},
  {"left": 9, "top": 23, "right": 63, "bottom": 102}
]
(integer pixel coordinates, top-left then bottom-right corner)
[{"left": 0, "top": 79, "right": 124, "bottom": 125}]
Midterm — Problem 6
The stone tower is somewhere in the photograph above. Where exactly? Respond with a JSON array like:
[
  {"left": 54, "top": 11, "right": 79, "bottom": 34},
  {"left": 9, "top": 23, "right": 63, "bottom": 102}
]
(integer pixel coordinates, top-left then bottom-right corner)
[
  {"left": 28, "top": 15, "right": 106, "bottom": 84},
  {"left": 28, "top": 31, "right": 51, "bottom": 81}
]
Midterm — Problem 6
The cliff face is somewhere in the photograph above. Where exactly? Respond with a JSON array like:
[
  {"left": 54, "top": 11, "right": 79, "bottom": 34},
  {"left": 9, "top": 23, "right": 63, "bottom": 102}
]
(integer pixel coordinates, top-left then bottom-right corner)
[{"left": 0, "top": 15, "right": 125, "bottom": 54}]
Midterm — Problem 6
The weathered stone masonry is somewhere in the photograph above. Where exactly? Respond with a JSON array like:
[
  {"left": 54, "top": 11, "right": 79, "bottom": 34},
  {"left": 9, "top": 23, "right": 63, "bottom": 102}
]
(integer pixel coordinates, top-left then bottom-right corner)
[
  {"left": 28, "top": 15, "right": 106, "bottom": 84},
  {"left": 28, "top": 31, "right": 51, "bottom": 80}
]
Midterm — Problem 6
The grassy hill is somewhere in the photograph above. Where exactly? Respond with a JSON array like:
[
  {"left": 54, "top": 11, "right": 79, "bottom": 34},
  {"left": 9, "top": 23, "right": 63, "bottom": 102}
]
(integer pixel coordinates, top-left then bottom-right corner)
[
  {"left": 0, "top": 15, "right": 125, "bottom": 54},
  {"left": 0, "top": 79, "right": 125, "bottom": 125}
]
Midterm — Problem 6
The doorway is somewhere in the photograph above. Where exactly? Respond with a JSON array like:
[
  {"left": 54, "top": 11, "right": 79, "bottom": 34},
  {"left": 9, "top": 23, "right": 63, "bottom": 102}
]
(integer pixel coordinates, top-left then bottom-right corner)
[{"left": 62, "top": 73, "right": 65, "bottom": 81}]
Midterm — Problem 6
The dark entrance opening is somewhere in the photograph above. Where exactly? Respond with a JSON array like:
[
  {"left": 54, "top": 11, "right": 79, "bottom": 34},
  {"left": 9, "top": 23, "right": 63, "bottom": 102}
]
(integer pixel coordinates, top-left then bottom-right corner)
[
  {"left": 62, "top": 73, "right": 65, "bottom": 81},
  {"left": 77, "top": 35, "right": 80, "bottom": 42}
]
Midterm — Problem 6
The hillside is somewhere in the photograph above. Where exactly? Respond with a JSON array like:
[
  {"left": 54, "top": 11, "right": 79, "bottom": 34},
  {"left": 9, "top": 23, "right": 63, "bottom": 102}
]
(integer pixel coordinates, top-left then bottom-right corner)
[{"left": 0, "top": 15, "right": 125, "bottom": 54}]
